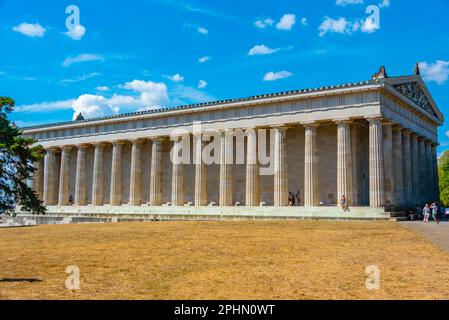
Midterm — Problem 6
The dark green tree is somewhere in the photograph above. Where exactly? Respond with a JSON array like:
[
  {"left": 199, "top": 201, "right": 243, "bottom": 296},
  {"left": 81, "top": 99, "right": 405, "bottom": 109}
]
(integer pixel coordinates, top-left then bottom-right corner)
[
  {"left": 438, "top": 150, "right": 449, "bottom": 207},
  {"left": 0, "top": 97, "right": 46, "bottom": 215}
]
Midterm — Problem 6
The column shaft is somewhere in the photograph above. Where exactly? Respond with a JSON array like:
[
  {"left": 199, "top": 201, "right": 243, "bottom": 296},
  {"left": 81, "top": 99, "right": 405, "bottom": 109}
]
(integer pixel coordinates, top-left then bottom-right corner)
[
  {"left": 410, "top": 134, "right": 419, "bottom": 205},
  {"left": 31, "top": 158, "right": 44, "bottom": 201},
  {"left": 368, "top": 119, "right": 385, "bottom": 208},
  {"left": 418, "top": 138, "right": 426, "bottom": 204},
  {"left": 273, "top": 126, "right": 288, "bottom": 207},
  {"left": 171, "top": 138, "right": 185, "bottom": 206},
  {"left": 351, "top": 123, "right": 359, "bottom": 205},
  {"left": 403, "top": 132, "right": 413, "bottom": 206},
  {"left": 392, "top": 128, "right": 405, "bottom": 207},
  {"left": 246, "top": 128, "right": 259, "bottom": 206},
  {"left": 425, "top": 141, "right": 434, "bottom": 202},
  {"left": 304, "top": 124, "right": 319, "bottom": 207},
  {"left": 74, "top": 145, "right": 88, "bottom": 206},
  {"left": 43, "top": 149, "right": 57, "bottom": 206},
  {"left": 150, "top": 139, "right": 163, "bottom": 206},
  {"left": 219, "top": 131, "right": 233, "bottom": 206},
  {"left": 58, "top": 147, "right": 71, "bottom": 205},
  {"left": 92, "top": 144, "right": 105, "bottom": 206},
  {"left": 194, "top": 134, "right": 208, "bottom": 206},
  {"left": 432, "top": 144, "right": 440, "bottom": 201},
  {"left": 383, "top": 123, "right": 394, "bottom": 207},
  {"left": 129, "top": 140, "right": 143, "bottom": 206},
  {"left": 337, "top": 121, "right": 353, "bottom": 204},
  {"left": 110, "top": 142, "right": 123, "bottom": 206}
]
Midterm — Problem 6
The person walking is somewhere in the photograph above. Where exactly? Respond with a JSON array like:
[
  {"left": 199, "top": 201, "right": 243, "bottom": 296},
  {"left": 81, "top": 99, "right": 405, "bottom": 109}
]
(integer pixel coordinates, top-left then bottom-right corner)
[
  {"left": 431, "top": 202, "right": 439, "bottom": 224},
  {"left": 296, "top": 191, "right": 301, "bottom": 206},
  {"left": 423, "top": 204, "right": 431, "bottom": 223},
  {"left": 340, "top": 195, "right": 349, "bottom": 212},
  {"left": 288, "top": 192, "right": 293, "bottom": 206}
]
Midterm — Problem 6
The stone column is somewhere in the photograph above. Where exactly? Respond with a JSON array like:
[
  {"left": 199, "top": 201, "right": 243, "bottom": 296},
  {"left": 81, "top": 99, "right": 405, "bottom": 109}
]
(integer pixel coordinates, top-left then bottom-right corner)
[
  {"left": 171, "top": 137, "right": 185, "bottom": 206},
  {"left": 129, "top": 139, "right": 143, "bottom": 206},
  {"left": 392, "top": 127, "right": 405, "bottom": 207},
  {"left": 219, "top": 130, "right": 233, "bottom": 206},
  {"left": 194, "top": 133, "right": 208, "bottom": 206},
  {"left": 150, "top": 138, "right": 163, "bottom": 206},
  {"left": 432, "top": 143, "right": 440, "bottom": 201},
  {"left": 110, "top": 141, "right": 124, "bottom": 206},
  {"left": 368, "top": 118, "right": 384, "bottom": 208},
  {"left": 273, "top": 126, "right": 288, "bottom": 207},
  {"left": 336, "top": 120, "right": 353, "bottom": 204},
  {"left": 351, "top": 123, "right": 360, "bottom": 205},
  {"left": 410, "top": 133, "right": 419, "bottom": 206},
  {"left": 31, "top": 158, "right": 44, "bottom": 201},
  {"left": 304, "top": 124, "right": 319, "bottom": 207},
  {"left": 74, "top": 145, "right": 88, "bottom": 206},
  {"left": 92, "top": 143, "right": 105, "bottom": 206},
  {"left": 43, "top": 148, "right": 57, "bottom": 206},
  {"left": 58, "top": 146, "right": 72, "bottom": 206},
  {"left": 418, "top": 137, "right": 426, "bottom": 204},
  {"left": 425, "top": 141, "right": 434, "bottom": 202},
  {"left": 383, "top": 122, "right": 394, "bottom": 207},
  {"left": 246, "top": 128, "right": 259, "bottom": 206},
  {"left": 403, "top": 131, "right": 413, "bottom": 206}
]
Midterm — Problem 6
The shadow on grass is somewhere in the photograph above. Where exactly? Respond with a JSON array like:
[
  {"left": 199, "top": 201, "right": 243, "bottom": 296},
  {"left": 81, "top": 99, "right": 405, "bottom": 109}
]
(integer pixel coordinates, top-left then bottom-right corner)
[{"left": 0, "top": 278, "right": 42, "bottom": 283}]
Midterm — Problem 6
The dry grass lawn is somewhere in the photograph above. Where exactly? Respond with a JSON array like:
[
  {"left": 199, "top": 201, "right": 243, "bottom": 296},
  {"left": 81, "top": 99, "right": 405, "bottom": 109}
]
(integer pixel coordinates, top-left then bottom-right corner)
[{"left": 1, "top": 220, "right": 449, "bottom": 300}]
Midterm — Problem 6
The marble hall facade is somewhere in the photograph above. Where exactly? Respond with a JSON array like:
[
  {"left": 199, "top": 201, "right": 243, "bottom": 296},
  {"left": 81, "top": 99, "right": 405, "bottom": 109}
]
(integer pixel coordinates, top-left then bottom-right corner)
[{"left": 21, "top": 66, "right": 444, "bottom": 218}]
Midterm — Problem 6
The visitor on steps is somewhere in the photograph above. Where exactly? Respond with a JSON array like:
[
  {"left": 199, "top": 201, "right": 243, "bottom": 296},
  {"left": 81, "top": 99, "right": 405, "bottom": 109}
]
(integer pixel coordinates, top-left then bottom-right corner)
[
  {"left": 423, "top": 204, "right": 431, "bottom": 223},
  {"left": 340, "top": 195, "right": 349, "bottom": 213}
]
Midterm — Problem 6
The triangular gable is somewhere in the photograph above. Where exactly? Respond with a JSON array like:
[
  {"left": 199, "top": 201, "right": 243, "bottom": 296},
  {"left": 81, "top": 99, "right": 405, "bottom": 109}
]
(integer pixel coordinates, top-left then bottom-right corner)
[{"left": 384, "top": 76, "right": 444, "bottom": 123}]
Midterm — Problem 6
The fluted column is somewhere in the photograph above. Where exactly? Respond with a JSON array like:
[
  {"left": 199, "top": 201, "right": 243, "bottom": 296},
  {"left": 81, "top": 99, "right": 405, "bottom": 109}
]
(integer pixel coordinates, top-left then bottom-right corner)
[
  {"left": 351, "top": 123, "right": 360, "bottom": 205},
  {"left": 31, "top": 158, "right": 44, "bottom": 201},
  {"left": 92, "top": 143, "right": 105, "bottom": 206},
  {"left": 418, "top": 138, "right": 426, "bottom": 204},
  {"left": 246, "top": 128, "right": 259, "bottom": 206},
  {"left": 432, "top": 143, "right": 440, "bottom": 201},
  {"left": 368, "top": 118, "right": 384, "bottom": 208},
  {"left": 336, "top": 120, "right": 353, "bottom": 204},
  {"left": 383, "top": 122, "right": 394, "bottom": 207},
  {"left": 110, "top": 141, "right": 124, "bottom": 206},
  {"left": 150, "top": 138, "right": 163, "bottom": 206},
  {"left": 403, "top": 131, "right": 413, "bottom": 206},
  {"left": 194, "top": 133, "right": 208, "bottom": 206},
  {"left": 129, "top": 139, "right": 143, "bottom": 206},
  {"left": 410, "top": 133, "right": 419, "bottom": 205},
  {"left": 425, "top": 141, "right": 434, "bottom": 202},
  {"left": 219, "top": 130, "right": 233, "bottom": 206},
  {"left": 74, "top": 145, "right": 88, "bottom": 206},
  {"left": 43, "top": 148, "right": 57, "bottom": 206},
  {"left": 58, "top": 146, "right": 72, "bottom": 206},
  {"left": 304, "top": 124, "right": 319, "bottom": 207},
  {"left": 273, "top": 126, "right": 288, "bottom": 207},
  {"left": 171, "top": 137, "right": 185, "bottom": 206},
  {"left": 392, "top": 127, "right": 405, "bottom": 207}
]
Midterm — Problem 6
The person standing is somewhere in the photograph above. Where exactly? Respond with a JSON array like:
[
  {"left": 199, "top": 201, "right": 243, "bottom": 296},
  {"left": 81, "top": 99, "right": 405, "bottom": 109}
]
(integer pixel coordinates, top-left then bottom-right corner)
[
  {"left": 296, "top": 191, "right": 301, "bottom": 207},
  {"left": 431, "top": 202, "right": 439, "bottom": 224},
  {"left": 423, "top": 204, "right": 431, "bottom": 223},
  {"left": 340, "top": 195, "right": 349, "bottom": 212}
]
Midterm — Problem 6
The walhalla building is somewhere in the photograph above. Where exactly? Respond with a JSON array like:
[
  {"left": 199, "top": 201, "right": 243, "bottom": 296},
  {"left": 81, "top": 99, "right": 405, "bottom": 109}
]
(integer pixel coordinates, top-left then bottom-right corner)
[{"left": 20, "top": 65, "right": 444, "bottom": 221}]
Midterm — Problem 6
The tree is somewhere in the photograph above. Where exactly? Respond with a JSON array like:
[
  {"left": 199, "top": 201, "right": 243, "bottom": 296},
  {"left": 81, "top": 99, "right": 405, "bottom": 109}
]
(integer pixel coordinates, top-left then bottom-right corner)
[
  {"left": 438, "top": 150, "right": 449, "bottom": 207},
  {"left": 0, "top": 97, "right": 46, "bottom": 215}
]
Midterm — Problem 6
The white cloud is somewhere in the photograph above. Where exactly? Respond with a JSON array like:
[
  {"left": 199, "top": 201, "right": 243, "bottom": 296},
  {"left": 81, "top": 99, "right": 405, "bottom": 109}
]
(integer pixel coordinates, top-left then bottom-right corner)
[
  {"left": 319, "top": 17, "right": 351, "bottom": 36},
  {"left": 301, "top": 17, "right": 308, "bottom": 26},
  {"left": 276, "top": 14, "right": 296, "bottom": 30},
  {"left": 198, "top": 56, "right": 211, "bottom": 63},
  {"left": 14, "top": 99, "right": 74, "bottom": 113},
  {"left": 263, "top": 71, "right": 293, "bottom": 81},
  {"left": 72, "top": 94, "right": 119, "bottom": 120},
  {"left": 165, "top": 73, "right": 184, "bottom": 82},
  {"left": 12, "top": 23, "right": 46, "bottom": 38},
  {"left": 248, "top": 44, "right": 280, "bottom": 56},
  {"left": 254, "top": 18, "right": 274, "bottom": 29},
  {"left": 419, "top": 60, "right": 449, "bottom": 85},
  {"left": 64, "top": 24, "right": 86, "bottom": 40},
  {"left": 198, "top": 80, "right": 208, "bottom": 89},
  {"left": 336, "top": 0, "right": 363, "bottom": 5},
  {"left": 96, "top": 86, "right": 110, "bottom": 91},
  {"left": 378, "top": 0, "right": 390, "bottom": 8},
  {"left": 61, "top": 73, "right": 100, "bottom": 84},
  {"left": 62, "top": 53, "right": 104, "bottom": 67},
  {"left": 198, "top": 27, "right": 208, "bottom": 34}
]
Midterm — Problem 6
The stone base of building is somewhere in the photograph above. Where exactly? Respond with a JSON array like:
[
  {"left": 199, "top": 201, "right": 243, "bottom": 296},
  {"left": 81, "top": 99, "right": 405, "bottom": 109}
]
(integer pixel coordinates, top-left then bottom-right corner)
[{"left": 7, "top": 206, "right": 395, "bottom": 225}]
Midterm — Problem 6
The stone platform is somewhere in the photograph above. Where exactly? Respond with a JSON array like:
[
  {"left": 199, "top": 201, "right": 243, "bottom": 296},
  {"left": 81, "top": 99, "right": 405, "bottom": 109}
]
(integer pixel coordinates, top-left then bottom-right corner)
[{"left": 5, "top": 206, "right": 393, "bottom": 225}]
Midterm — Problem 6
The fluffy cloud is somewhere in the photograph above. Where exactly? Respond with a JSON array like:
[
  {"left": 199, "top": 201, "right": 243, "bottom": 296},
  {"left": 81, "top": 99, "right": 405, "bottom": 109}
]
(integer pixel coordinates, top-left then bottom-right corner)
[
  {"left": 62, "top": 53, "right": 104, "bottom": 67},
  {"left": 166, "top": 74, "right": 184, "bottom": 82},
  {"left": 276, "top": 14, "right": 296, "bottom": 30},
  {"left": 248, "top": 44, "right": 280, "bottom": 56},
  {"left": 378, "top": 0, "right": 390, "bottom": 8},
  {"left": 254, "top": 18, "right": 274, "bottom": 29},
  {"left": 198, "top": 27, "right": 208, "bottom": 35},
  {"left": 301, "top": 17, "right": 308, "bottom": 26},
  {"left": 263, "top": 71, "right": 293, "bottom": 81},
  {"left": 12, "top": 23, "right": 46, "bottom": 38},
  {"left": 96, "top": 86, "right": 110, "bottom": 91},
  {"left": 419, "top": 60, "right": 449, "bottom": 85},
  {"left": 336, "top": 0, "right": 363, "bottom": 6},
  {"left": 198, "top": 80, "right": 208, "bottom": 89},
  {"left": 14, "top": 99, "right": 74, "bottom": 113},
  {"left": 319, "top": 16, "right": 380, "bottom": 36},
  {"left": 64, "top": 24, "right": 86, "bottom": 40},
  {"left": 198, "top": 56, "right": 211, "bottom": 63}
]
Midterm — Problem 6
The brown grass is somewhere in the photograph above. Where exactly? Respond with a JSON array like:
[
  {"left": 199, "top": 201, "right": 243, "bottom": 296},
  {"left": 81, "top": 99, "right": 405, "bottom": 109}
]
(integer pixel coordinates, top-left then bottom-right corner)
[{"left": 0, "top": 220, "right": 449, "bottom": 300}]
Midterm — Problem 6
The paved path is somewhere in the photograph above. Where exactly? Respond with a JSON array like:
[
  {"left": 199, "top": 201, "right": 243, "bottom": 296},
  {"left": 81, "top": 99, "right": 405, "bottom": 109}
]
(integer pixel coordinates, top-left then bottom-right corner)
[{"left": 400, "top": 221, "right": 449, "bottom": 253}]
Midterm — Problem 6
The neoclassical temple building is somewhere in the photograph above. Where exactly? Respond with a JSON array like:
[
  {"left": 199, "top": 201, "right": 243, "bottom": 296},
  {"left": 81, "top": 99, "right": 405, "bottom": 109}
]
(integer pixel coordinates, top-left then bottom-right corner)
[{"left": 21, "top": 66, "right": 444, "bottom": 220}]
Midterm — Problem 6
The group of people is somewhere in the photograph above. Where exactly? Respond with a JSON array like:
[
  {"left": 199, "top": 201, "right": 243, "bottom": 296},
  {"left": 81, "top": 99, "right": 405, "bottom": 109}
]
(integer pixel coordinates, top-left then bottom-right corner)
[
  {"left": 288, "top": 191, "right": 301, "bottom": 206},
  {"left": 422, "top": 202, "right": 447, "bottom": 224}
]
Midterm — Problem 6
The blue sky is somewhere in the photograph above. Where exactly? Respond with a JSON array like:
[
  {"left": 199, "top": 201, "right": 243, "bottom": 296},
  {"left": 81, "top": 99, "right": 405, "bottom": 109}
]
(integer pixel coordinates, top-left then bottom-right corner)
[{"left": 1, "top": 0, "right": 449, "bottom": 152}]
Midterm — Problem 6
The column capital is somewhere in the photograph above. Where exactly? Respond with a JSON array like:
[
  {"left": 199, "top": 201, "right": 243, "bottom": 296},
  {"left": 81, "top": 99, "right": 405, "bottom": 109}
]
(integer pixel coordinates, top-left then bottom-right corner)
[
  {"left": 365, "top": 116, "right": 383, "bottom": 123},
  {"left": 382, "top": 120, "right": 395, "bottom": 127},
  {"left": 402, "top": 129, "right": 412, "bottom": 136},
  {"left": 417, "top": 136, "right": 426, "bottom": 142},
  {"left": 151, "top": 137, "right": 165, "bottom": 143},
  {"left": 392, "top": 125, "right": 403, "bottom": 132},
  {"left": 60, "top": 145, "right": 73, "bottom": 151},
  {"left": 425, "top": 140, "right": 433, "bottom": 146},
  {"left": 301, "top": 121, "right": 320, "bottom": 128},
  {"left": 45, "top": 147, "right": 59, "bottom": 153},
  {"left": 75, "top": 144, "right": 90, "bottom": 150},
  {"left": 271, "top": 124, "right": 289, "bottom": 130},
  {"left": 431, "top": 142, "right": 440, "bottom": 148},
  {"left": 129, "top": 138, "right": 145, "bottom": 145},
  {"left": 111, "top": 140, "right": 126, "bottom": 146},
  {"left": 92, "top": 141, "right": 107, "bottom": 148},
  {"left": 333, "top": 118, "right": 352, "bottom": 125}
]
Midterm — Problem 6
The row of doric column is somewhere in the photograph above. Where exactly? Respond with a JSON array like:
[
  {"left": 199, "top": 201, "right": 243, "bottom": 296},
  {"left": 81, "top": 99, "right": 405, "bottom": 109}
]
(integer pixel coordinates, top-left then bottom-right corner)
[{"left": 31, "top": 119, "right": 439, "bottom": 209}]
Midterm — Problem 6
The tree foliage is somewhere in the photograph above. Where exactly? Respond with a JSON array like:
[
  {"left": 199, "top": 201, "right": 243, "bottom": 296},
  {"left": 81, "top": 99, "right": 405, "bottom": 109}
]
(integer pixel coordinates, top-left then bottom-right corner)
[
  {"left": 0, "top": 97, "right": 46, "bottom": 215},
  {"left": 438, "top": 150, "right": 449, "bottom": 207}
]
